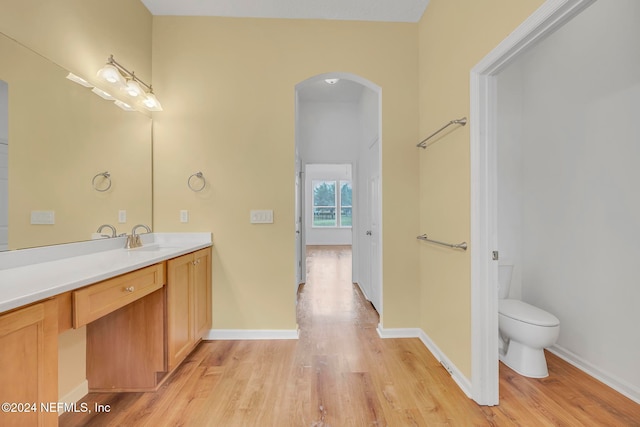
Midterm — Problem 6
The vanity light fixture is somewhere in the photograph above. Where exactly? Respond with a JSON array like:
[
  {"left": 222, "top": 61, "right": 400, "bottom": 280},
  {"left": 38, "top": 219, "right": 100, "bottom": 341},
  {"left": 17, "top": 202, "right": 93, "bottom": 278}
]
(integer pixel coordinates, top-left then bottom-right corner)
[
  {"left": 324, "top": 78, "right": 340, "bottom": 85},
  {"left": 97, "top": 55, "right": 162, "bottom": 111},
  {"left": 65, "top": 56, "right": 162, "bottom": 112}
]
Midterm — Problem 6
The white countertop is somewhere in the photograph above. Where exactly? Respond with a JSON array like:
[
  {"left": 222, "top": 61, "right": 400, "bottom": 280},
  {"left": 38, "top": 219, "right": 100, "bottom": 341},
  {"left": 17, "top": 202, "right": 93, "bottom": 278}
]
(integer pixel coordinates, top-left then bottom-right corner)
[{"left": 0, "top": 233, "right": 212, "bottom": 314}]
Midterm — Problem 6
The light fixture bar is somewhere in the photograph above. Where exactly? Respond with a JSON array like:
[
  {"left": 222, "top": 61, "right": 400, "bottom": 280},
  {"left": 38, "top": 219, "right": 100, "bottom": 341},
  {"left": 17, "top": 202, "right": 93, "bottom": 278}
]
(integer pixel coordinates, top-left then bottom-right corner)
[
  {"left": 88, "top": 55, "right": 163, "bottom": 111},
  {"left": 105, "top": 54, "right": 153, "bottom": 93}
]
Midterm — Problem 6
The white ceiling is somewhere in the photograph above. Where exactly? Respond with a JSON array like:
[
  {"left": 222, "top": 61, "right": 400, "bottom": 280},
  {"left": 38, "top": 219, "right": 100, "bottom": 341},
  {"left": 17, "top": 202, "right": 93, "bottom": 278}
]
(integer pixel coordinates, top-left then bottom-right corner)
[{"left": 141, "top": 0, "right": 430, "bottom": 23}]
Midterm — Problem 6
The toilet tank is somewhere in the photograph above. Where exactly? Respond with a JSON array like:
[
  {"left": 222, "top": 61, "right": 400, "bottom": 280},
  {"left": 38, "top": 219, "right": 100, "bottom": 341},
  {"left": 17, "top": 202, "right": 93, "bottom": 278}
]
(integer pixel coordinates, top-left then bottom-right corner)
[{"left": 498, "top": 264, "right": 514, "bottom": 299}]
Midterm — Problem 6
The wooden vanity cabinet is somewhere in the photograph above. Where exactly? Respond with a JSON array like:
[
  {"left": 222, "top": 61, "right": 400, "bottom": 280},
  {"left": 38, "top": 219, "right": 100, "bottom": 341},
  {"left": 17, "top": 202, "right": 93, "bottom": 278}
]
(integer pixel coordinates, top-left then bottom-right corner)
[
  {"left": 0, "top": 299, "right": 58, "bottom": 427},
  {"left": 166, "top": 248, "right": 212, "bottom": 371},
  {"left": 0, "top": 243, "right": 211, "bottom": 422},
  {"left": 80, "top": 264, "right": 167, "bottom": 392},
  {"left": 77, "top": 249, "right": 211, "bottom": 391}
]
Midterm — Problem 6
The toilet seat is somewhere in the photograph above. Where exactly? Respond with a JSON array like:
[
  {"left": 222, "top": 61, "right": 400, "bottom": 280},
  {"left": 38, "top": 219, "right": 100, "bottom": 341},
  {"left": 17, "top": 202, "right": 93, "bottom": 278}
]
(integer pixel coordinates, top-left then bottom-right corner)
[{"left": 499, "top": 299, "right": 559, "bottom": 327}]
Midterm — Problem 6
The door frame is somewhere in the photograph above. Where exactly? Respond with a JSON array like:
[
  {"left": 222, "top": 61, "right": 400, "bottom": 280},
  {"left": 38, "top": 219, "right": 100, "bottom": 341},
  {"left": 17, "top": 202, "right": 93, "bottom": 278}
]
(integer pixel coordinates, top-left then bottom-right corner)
[
  {"left": 294, "top": 91, "right": 306, "bottom": 288},
  {"left": 469, "top": 0, "right": 596, "bottom": 405},
  {"left": 294, "top": 72, "right": 382, "bottom": 319}
]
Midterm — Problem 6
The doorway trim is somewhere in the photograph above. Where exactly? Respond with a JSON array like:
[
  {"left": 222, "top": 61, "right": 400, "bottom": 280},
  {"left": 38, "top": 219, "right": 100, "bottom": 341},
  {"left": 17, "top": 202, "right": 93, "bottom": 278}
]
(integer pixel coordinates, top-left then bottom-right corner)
[
  {"left": 470, "top": 0, "right": 596, "bottom": 405},
  {"left": 294, "top": 71, "right": 382, "bottom": 321}
]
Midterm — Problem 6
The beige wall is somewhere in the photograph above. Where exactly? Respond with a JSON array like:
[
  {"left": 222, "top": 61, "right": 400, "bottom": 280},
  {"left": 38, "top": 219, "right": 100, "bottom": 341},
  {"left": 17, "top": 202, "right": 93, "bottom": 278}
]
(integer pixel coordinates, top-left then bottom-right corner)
[
  {"left": 0, "top": 1, "right": 153, "bottom": 251},
  {"left": 0, "top": 32, "right": 152, "bottom": 250},
  {"left": 58, "top": 327, "right": 87, "bottom": 399},
  {"left": 417, "top": 0, "right": 545, "bottom": 378},
  {"left": 152, "top": 17, "right": 421, "bottom": 330},
  {"left": 0, "top": 0, "right": 151, "bottom": 82},
  {"left": 1, "top": 0, "right": 153, "bottom": 400},
  {"left": 1, "top": 0, "right": 549, "bottom": 401}
]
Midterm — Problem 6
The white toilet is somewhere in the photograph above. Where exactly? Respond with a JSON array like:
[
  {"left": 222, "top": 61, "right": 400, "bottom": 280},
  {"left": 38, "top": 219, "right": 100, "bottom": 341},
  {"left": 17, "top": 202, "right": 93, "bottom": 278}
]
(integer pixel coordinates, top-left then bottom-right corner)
[{"left": 498, "top": 264, "right": 560, "bottom": 378}]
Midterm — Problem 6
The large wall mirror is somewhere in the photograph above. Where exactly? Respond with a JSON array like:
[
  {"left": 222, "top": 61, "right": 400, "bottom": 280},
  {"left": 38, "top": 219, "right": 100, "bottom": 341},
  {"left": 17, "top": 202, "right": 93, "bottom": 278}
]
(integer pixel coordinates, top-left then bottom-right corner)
[{"left": 0, "top": 32, "right": 152, "bottom": 251}]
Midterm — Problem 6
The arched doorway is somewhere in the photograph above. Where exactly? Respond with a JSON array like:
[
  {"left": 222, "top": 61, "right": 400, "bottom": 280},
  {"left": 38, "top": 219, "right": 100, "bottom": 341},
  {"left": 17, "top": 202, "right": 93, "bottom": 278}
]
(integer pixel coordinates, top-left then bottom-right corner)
[{"left": 294, "top": 72, "right": 383, "bottom": 318}]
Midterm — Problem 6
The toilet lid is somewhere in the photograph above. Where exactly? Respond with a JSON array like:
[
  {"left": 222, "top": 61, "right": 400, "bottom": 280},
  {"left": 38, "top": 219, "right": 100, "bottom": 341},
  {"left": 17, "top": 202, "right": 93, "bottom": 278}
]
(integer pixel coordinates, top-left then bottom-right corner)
[{"left": 499, "top": 299, "right": 559, "bottom": 327}]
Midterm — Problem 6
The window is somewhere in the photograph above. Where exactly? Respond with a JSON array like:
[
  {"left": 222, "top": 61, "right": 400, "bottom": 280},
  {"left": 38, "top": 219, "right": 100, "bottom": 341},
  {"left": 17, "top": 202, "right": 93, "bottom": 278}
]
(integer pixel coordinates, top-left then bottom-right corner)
[
  {"left": 312, "top": 179, "right": 352, "bottom": 228},
  {"left": 340, "top": 181, "right": 352, "bottom": 227},
  {"left": 312, "top": 180, "right": 336, "bottom": 227}
]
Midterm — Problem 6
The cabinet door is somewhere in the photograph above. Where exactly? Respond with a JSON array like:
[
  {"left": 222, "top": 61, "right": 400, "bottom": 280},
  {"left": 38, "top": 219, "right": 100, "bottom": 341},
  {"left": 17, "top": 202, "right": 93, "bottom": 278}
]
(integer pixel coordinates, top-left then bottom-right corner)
[
  {"left": 192, "top": 248, "right": 212, "bottom": 340},
  {"left": 167, "top": 254, "right": 193, "bottom": 371},
  {"left": 0, "top": 299, "right": 58, "bottom": 427}
]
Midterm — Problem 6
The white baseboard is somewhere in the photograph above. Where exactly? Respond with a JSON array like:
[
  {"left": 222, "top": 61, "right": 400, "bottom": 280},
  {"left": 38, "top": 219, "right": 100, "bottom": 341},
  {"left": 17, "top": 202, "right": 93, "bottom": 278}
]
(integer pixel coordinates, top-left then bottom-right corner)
[
  {"left": 376, "top": 326, "right": 421, "bottom": 339},
  {"left": 548, "top": 345, "right": 640, "bottom": 405},
  {"left": 58, "top": 380, "right": 89, "bottom": 416},
  {"left": 417, "top": 330, "right": 472, "bottom": 398},
  {"left": 377, "top": 326, "right": 472, "bottom": 399},
  {"left": 354, "top": 282, "right": 370, "bottom": 302},
  {"left": 204, "top": 329, "right": 299, "bottom": 340}
]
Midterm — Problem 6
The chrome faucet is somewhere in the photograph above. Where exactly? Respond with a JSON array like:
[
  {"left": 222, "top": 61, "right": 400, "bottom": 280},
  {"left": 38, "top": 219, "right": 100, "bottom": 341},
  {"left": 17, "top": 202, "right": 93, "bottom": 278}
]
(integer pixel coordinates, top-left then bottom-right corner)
[
  {"left": 132, "top": 224, "right": 152, "bottom": 235},
  {"left": 125, "top": 224, "right": 151, "bottom": 249},
  {"left": 96, "top": 224, "right": 117, "bottom": 238}
]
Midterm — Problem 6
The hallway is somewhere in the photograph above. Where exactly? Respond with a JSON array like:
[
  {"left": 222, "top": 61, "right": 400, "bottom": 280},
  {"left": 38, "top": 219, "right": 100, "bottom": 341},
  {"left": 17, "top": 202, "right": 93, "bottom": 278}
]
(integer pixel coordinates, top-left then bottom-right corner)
[
  {"left": 61, "top": 246, "right": 640, "bottom": 426},
  {"left": 292, "top": 245, "right": 488, "bottom": 425}
]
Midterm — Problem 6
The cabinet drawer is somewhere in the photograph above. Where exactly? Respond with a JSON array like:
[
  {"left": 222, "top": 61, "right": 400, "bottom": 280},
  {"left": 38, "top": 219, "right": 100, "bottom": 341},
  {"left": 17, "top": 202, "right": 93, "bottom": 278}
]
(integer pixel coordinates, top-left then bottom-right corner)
[{"left": 73, "top": 263, "right": 165, "bottom": 328}]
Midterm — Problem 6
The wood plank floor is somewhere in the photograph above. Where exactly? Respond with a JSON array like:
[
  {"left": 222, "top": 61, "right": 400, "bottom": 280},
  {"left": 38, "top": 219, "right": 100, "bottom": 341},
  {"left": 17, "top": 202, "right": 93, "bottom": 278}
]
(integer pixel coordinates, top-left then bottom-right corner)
[{"left": 61, "top": 245, "right": 640, "bottom": 426}]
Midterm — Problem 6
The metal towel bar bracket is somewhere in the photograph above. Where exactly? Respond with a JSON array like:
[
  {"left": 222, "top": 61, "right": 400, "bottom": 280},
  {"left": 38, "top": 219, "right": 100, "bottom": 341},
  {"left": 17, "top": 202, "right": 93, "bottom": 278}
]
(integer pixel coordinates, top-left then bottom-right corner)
[
  {"left": 417, "top": 117, "right": 467, "bottom": 149},
  {"left": 417, "top": 234, "right": 467, "bottom": 251},
  {"left": 92, "top": 171, "right": 111, "bottom": 192},
  {"left": 188, "top": 171, "right": 206, "bottom": 192}
]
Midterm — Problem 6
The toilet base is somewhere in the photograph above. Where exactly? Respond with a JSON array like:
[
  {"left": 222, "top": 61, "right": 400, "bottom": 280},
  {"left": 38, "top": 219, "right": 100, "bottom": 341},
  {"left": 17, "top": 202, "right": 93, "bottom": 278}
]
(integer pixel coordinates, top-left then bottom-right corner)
[{"left": 500, "top": 340, "right": 549, "bottom": 378}]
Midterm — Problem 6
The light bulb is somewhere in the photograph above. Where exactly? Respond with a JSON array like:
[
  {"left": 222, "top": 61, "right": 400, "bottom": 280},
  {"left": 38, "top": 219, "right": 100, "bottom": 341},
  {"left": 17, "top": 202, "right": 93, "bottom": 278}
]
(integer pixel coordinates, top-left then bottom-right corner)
[
  {"left": 142, "top": 93, "right": 163, "bottom": 111},
  {"left": 124, "top": 80, "right": 144, "bottom": 97},
  {"left": 97, "top": 64, "right": 125, "bottom": 86}
]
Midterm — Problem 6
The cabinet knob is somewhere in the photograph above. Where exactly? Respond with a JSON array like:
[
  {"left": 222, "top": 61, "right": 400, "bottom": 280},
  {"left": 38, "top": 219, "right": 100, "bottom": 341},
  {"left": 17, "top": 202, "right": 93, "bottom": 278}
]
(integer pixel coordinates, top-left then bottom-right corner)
[{"left": 124, "top": 286, "right": 135, "bottom": 293}]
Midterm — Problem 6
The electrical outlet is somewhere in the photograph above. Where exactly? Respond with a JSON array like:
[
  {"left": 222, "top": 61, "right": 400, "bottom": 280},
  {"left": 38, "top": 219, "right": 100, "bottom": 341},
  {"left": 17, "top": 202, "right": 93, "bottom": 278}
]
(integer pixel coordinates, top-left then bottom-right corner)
[
  {"left": 118, "top": 210, "right": 127, "bottom": 223},
  {"left": 180, "top": 210, "right": 189, "bottom": 223},
  {"left": 250, "top": 210, "right": 273, "bottom": 224},
  {"left": 30, "top": 210, "right": 55, "bottom": 225}
]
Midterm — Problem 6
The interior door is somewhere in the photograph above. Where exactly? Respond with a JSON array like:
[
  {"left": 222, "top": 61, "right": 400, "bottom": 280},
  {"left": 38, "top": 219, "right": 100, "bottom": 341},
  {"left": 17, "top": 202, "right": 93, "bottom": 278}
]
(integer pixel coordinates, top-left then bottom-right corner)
[
  {"left": 358, "top": 168, "right": 371, "bottom": 300},
  {"left": 295, "top": 169, "right": 305, "bottom": 285},
  {"left": 367, "top": 138, "right": 382, "bottom": 312}
]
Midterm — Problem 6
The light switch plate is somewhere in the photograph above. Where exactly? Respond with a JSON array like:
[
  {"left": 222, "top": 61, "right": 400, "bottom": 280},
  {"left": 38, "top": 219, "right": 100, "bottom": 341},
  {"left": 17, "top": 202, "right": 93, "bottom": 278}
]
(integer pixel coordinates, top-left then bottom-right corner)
[
  {"left": 250, "top": 210, "right": 273, "bottom": 224},
  {"left": 31, "top": 210, "right": 55, "bottom": 225}
]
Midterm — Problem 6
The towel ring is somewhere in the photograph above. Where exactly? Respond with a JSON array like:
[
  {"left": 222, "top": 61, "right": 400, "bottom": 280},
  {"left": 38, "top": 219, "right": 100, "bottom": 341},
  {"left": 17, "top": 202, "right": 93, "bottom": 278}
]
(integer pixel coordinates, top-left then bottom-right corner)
[
  {"left": 92, "top": 171, "right": 111, "bottom": 192},
  {"left": 188, "top": 171, "right": 206, "bottom": 192}
]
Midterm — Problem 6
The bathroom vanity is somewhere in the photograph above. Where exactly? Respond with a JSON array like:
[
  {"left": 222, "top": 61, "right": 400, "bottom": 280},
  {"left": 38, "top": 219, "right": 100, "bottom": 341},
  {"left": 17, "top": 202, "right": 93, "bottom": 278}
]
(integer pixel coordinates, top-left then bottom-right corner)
[{"left": 0, "top": 233, "right": 212, "bottom": 426}]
